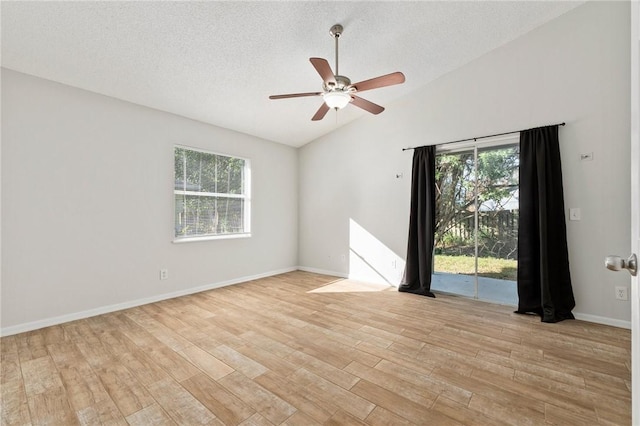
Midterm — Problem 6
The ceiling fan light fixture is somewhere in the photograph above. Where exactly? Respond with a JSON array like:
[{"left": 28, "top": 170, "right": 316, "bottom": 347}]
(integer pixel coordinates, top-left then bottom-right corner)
[{"left": 323, "top": 91, "right": 351, "bottom": 109}]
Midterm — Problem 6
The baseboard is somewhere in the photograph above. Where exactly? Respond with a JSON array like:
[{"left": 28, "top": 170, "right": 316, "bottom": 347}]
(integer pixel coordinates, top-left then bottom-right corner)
[
  {"left": 573, "top": 312, "right": 631, "bottom": 329},
  {"left": 0, "top": 267, "right": 298, "bottom": 337},
  {"left": 297, "top": 266, "right": 348, "bottom": 278}
]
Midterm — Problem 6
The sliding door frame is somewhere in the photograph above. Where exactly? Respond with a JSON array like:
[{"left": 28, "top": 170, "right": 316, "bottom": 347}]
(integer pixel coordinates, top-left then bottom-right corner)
[{"left": 435, "top": 134, "right": 519, "bottom": 300}]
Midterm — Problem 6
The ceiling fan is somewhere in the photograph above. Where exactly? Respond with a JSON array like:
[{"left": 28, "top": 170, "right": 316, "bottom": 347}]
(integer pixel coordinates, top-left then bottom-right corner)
[{"left": 269, "top": 24, "right": 405, "bottom": 121}]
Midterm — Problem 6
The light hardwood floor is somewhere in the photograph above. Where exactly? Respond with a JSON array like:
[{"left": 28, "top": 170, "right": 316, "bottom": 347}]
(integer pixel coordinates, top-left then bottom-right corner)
[{"left": 1, "top": 271, "right": 631, "bottom": 425}]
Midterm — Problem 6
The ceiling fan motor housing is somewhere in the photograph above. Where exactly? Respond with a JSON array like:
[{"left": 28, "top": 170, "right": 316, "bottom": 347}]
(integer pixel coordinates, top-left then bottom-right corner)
[{"left": 324, "top": 75, "right": 353, "bottom": 92}]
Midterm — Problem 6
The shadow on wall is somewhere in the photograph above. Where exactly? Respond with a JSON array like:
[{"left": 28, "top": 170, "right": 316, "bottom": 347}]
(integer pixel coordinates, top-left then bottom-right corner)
[{"left": 348, "top": 218, "right": 405, "bottom": 286}]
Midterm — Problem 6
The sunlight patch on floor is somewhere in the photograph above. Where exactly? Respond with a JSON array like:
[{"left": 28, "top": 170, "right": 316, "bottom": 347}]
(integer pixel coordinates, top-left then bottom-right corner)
[{"left": 308, "top": 279, "right": 394, "bottom": 293}]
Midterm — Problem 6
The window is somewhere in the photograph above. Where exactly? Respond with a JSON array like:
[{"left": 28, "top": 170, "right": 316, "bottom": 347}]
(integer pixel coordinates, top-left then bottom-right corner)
[{"left": 174, "top": 146, "right": 250, "bottom": 241}]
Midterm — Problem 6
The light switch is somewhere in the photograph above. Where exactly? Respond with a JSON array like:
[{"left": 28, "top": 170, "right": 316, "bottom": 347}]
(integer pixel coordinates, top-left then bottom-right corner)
[{"left": 569, "top": 208, "right": 581, "bottom": 221}]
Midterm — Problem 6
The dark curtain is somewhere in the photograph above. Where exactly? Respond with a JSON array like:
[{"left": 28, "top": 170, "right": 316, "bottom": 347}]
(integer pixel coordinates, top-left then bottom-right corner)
[
  {"left": 516, "top": 125, "right": 575, "bottom": 323},
  {"left": 399, "top": 146, "right": 436, "bottom": 297}
]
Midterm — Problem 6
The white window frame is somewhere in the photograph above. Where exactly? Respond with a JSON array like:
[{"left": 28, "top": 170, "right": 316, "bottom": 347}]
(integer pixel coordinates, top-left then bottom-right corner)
[{"left": 173, "top": 145, "right": 251, "bottom": 243}]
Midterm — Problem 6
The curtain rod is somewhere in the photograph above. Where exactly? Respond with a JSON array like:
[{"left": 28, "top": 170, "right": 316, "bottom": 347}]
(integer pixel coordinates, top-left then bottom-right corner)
[{"left": 401, "top": 122, "right": 566, "bottom": 151}]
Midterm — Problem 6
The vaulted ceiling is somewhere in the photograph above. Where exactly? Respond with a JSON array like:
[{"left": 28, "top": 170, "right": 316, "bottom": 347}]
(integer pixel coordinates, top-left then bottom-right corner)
[{"left": 1, "top": 1, "right": 582, "bottom": 147}]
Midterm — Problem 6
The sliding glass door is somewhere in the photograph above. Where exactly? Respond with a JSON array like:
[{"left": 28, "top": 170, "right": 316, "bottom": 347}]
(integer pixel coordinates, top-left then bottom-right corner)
[{"left": 431, "top": 140, "right": 519, "bottom": 305}]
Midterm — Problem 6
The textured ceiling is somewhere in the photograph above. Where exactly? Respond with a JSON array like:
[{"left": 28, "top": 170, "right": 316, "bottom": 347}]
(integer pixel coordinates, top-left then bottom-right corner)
[{"left": 1, "top": 1, "right": 582, "bottom": 147}]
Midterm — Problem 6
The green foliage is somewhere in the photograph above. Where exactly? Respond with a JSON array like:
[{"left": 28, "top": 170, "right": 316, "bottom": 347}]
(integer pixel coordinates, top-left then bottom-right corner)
[
  {"left": 435, "top": 146, "right": 519, "bottom": 260},
  {"left": 175, "top": 147, "right": 244, "bottom": 194},
  {"left": 434, "top": 255, "right": 517, "bottom": 281}
]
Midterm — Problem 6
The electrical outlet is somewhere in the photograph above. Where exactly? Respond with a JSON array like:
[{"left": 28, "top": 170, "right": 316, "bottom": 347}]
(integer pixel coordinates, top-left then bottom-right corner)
[
  {"left": 615, "top": 286, "right": 628, "bottom": 301},
  {"left": 160, "top": 269, "right": 169, "bottom": 280}
]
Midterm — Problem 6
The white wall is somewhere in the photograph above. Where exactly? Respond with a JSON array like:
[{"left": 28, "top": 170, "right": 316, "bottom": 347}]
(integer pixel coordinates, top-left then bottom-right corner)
[
  {"left": 1, "top": 69, "right": 298, "bottom": 334},
  {"left": 299, "top": 1, "right": 632, "bottom": 326}
]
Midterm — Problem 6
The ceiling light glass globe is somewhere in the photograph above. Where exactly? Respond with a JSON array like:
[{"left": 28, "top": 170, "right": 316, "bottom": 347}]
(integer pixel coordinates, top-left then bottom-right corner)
[{"left": 323, "top": 91, "right": 351, "bottom": 109}]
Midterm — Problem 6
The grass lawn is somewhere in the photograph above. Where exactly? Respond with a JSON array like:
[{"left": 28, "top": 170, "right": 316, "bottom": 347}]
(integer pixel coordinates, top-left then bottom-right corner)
[{"left": 435, "top": 255, "right": 517, "bottom": 281}]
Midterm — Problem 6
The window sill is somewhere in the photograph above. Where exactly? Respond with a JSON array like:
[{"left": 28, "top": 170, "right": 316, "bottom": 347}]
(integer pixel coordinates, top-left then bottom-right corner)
[{"left": 173, "top": 233, "right": 251, "bottom": 243}]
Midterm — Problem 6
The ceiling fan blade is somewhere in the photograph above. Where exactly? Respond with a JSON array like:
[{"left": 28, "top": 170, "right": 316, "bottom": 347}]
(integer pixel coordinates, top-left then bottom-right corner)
[
  {"left": 352, "top": 72, "right": 405, "bottom": 93},
  {"left": 269, "top": 92, "right": 322, "bottom": 100},
  {"left": 310, "top": 58, "right": 336, "bottom": 85},
  {"left": 351, "top": 95, "right": 384, "bottom": 115},
  {"left": 311, "top": 103, "right": 330, "bottom": 121}
]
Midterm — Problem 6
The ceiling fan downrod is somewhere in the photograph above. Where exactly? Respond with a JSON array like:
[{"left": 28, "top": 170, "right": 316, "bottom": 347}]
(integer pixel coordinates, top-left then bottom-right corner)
[{"left": 329, "top": 24, "right": 343, "bottom": 76}]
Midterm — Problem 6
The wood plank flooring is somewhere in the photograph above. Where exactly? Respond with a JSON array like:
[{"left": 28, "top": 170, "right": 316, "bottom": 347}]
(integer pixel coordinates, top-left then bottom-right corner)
[{"left": 0, "top": 271, "right": 631, "bottom": 425}]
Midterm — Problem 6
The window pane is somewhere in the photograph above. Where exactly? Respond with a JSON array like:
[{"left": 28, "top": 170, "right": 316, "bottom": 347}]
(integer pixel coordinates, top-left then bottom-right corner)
[
  {"left": 175, "top": 195, "right": 244, "bottom": 237},
  {"left": 216, "top": 197, "right": 244, "bottom": 234},
  {"left": 228, "top": 158, "right": 245, "bottom": 194},
  {"left": 216, "top": 155, "right": 230, "bottom": 194},
  {"left": 199, "top": 151, "right": 218, "bottom": 193},
  {"left": 185, "top": 149, "right": 204, "bottom": 191},
  {"left": 174, "top": 148, "right": 186, "bottom": 190},
  {"left": 476, "top": 145, "right": 519, "bottom": 259}
]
